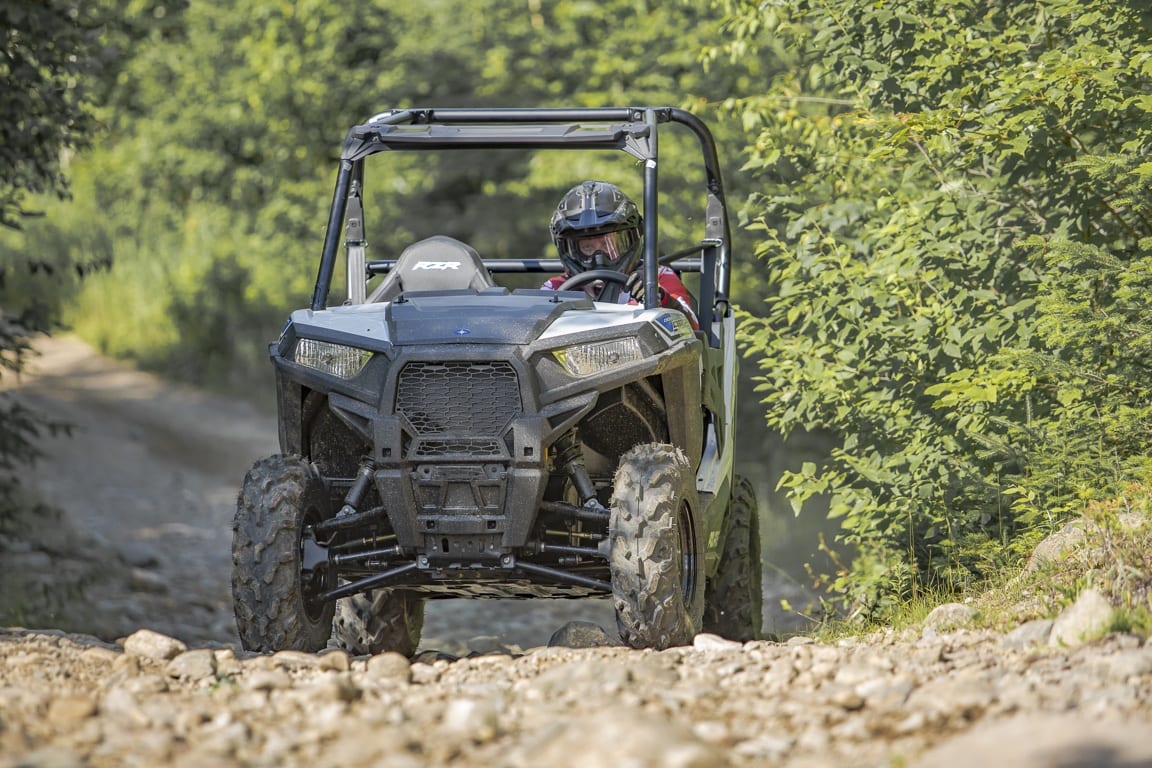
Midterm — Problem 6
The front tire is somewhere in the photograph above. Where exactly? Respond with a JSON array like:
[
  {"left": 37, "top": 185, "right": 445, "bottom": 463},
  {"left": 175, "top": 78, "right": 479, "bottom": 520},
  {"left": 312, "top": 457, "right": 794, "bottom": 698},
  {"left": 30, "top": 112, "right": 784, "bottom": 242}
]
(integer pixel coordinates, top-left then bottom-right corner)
[
  {"left": 703, "top": 474, "right": 763, "bottom": 641},
  {"left": 232, "top": 455, "right": 335, "bottom": 652},
  {"left": 333, "top": 589, "right": 425, "bottom": 656},
  {"left": 609, "top": 443, "right": 705, "bottom": 649}
]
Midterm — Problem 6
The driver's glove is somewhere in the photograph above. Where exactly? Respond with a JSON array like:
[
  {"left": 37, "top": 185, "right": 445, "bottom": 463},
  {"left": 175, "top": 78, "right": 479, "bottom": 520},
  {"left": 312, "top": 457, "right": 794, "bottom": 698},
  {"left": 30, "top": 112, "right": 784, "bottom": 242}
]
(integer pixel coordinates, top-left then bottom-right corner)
[{"left": 625, "top": 271, "right": 665, "bottom": 305}]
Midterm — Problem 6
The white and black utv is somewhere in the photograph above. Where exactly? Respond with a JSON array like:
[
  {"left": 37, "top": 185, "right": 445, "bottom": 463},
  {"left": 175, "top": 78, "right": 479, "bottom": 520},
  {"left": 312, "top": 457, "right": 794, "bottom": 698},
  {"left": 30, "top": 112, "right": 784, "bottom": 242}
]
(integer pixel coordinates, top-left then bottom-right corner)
[{"left": 231, "top": 107, "right": 761, "bottom": 653}]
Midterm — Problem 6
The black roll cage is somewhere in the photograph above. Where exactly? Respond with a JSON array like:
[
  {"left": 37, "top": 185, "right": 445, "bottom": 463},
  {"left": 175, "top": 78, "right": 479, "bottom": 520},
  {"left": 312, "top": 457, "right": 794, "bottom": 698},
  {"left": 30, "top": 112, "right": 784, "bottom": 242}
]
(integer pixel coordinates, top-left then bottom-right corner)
[{"left": 311, "top": 107, "right": 733, "bottom": 334}]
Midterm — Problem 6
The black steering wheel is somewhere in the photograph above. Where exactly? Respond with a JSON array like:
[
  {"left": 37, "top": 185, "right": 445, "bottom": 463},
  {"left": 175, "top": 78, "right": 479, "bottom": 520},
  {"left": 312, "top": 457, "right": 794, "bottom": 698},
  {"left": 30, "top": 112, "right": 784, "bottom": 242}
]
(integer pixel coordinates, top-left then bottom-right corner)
[{"left": 556, "top": 269, "right": 629, "bottom": 302}]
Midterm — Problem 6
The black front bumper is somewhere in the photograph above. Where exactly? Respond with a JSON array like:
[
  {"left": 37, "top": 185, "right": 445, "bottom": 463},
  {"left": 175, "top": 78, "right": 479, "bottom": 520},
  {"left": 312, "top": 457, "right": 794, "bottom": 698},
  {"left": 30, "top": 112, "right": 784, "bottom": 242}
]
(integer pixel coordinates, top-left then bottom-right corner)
[{"left": 273, "top": 331, "right": 699, "bottom": 569}]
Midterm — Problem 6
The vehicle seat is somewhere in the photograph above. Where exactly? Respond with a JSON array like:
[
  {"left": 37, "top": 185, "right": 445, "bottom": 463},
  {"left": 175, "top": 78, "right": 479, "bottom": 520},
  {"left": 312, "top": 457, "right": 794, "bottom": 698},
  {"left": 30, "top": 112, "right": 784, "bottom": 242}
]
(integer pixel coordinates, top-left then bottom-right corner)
[{"left": 367, "top": 236, "right": 494, "bottom": 302}]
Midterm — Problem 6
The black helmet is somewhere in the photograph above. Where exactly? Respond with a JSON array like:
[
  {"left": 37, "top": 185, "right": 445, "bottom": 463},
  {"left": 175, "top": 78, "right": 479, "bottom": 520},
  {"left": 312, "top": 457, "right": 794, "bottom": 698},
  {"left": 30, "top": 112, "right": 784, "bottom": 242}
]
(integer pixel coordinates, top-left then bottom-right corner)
[{"left": 550, "top": 181, "right": 643, "bottom": 276}]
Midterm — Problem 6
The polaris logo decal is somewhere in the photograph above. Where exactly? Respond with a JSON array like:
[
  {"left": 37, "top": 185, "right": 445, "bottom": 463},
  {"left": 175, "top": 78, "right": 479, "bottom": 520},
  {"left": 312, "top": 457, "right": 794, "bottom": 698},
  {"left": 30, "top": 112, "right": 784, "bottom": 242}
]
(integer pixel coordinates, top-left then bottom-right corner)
[
  {"left": 413, "top": 261, "right": 460, "bottom": 270},
  {"left": 655, "top": 312, "right": 694, "bottom": 340}
]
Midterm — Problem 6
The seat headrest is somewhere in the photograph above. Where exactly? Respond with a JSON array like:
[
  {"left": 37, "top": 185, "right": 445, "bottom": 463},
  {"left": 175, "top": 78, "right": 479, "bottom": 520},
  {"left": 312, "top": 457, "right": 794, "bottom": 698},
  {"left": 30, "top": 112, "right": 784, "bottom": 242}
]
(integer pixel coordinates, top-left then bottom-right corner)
[{"left": 367, "top": 236, "right": 494, "bottom": 302}]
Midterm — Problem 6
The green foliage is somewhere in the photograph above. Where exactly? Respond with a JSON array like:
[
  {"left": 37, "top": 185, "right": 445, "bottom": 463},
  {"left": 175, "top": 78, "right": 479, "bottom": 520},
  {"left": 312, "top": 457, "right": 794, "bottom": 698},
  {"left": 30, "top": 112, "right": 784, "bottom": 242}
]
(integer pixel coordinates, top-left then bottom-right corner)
[
  {"left": 1, "top": 0, "right": 116, "bottom": 517},
  {"left": 5, "top": 0, "right": 757, "bottom": 388},
  {"left": 164, "top": 241, "right": 287, "bottom": 390},
  {"left": 971, "top": 240, "right": 1152, "bottom": 519},
  {"left": 993, "top": 484, "right": 1152, "bottom": 638},
  {"left": 721, "top": 0, "right": 1152, "bottom": 616},
  {"left": 1084, "top": 488, "right": 1152, "bottom": 630},
  {"left": 0, "top": 319, "right": 51, "bottom": 486},
  {"left": 0, "top": 0, "right": 105, "bottom": 229}
]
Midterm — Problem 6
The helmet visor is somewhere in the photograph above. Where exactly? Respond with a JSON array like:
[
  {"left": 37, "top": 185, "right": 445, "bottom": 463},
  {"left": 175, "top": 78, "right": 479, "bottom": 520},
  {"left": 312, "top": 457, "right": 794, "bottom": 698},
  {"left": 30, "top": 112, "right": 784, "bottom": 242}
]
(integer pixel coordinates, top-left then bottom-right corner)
[{"left": 569, "top": 230, "right": 637, "bottom": 269}]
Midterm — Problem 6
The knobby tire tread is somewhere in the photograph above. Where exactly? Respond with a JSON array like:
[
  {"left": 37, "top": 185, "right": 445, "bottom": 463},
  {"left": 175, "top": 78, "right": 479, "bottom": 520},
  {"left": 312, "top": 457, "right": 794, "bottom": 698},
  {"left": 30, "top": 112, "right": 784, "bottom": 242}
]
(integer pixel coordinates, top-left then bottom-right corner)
[
  {"left": 232, "top": 454, "right": 334, "bottom": 652},
  {"left": 610, "top": 443, "right": 704, "bottom": 650},
  {"left": 702, "top": 474, "right": 763, "bottom": 641},
  {"left": 333, "top": 589, "right": 425, "bottom": 657}
]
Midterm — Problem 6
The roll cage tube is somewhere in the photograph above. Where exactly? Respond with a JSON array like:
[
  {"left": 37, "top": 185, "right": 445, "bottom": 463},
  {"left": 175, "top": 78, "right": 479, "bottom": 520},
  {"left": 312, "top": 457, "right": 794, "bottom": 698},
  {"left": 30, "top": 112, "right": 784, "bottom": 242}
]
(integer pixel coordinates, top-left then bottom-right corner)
[
  {"left": 643, "top": 108, "right": 659, "bottom": 314},
  {"left": 311, "top": 107, "right": 732, "bottom": 326}
]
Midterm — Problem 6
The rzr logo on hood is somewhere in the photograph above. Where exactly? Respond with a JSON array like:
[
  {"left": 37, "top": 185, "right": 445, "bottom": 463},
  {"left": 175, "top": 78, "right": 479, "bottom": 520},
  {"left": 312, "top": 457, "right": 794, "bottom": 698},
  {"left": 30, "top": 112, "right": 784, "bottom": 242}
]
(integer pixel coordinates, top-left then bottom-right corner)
[{"left": 413, "top": 261, "right": 460, "bottom": 270}]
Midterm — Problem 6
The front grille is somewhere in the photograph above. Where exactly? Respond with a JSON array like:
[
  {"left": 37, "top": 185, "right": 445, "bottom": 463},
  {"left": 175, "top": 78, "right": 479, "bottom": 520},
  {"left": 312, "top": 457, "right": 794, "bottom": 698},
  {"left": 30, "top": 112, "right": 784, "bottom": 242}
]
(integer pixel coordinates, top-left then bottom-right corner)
[
  {"left": 412, "top": 438, "right": 504, "bottom": 458},
  {"left": 396, "top": 362, "right": 521, "bottom": 440}
]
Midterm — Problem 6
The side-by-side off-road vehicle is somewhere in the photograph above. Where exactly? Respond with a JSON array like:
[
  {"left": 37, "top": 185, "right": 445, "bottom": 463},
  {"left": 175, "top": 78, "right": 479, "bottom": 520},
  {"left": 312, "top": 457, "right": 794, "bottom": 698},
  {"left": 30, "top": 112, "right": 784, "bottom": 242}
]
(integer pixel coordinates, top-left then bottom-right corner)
[{"left": 231, "top": 107, "right": 762, "bottom": 654}]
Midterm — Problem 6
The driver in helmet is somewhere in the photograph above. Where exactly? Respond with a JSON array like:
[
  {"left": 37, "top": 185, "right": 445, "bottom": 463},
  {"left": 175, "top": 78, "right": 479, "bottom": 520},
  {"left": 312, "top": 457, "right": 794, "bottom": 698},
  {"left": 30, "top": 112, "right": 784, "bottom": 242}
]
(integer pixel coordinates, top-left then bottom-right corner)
[{"left": 542, "top": 180, "right": 699, "bottom": 329}]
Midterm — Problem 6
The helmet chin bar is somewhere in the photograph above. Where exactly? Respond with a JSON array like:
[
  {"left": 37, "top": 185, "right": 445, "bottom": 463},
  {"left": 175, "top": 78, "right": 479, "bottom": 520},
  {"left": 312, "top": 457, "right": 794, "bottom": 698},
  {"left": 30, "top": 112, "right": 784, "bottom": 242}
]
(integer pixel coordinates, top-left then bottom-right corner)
[
  {"left": 580, "top": 250, "right": 614, "bottom": 270},
  {"left": 569, "top": 243, "right": 619, "bottom": 272}
]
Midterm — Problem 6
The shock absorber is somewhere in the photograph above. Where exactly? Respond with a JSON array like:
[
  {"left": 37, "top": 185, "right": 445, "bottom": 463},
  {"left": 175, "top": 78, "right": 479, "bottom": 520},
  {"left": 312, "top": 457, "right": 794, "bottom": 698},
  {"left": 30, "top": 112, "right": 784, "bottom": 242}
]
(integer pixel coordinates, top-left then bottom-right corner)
[
  {"left": 313, "top": 458, "right": 388, "bottom": 537},
  {"left": 339, "top": 458, "right": 376, "bottom": 517},
  {"left": 553, "top": 429, "right": 599, "bottom": 507}
]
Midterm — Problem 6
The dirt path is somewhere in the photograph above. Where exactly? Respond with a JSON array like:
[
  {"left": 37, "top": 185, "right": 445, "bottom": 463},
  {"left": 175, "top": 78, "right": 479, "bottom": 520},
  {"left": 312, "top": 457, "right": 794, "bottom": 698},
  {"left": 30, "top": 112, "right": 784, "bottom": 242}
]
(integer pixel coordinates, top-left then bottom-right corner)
[{"left": 2, "top": 334, "right": 615, "bottom": 649}]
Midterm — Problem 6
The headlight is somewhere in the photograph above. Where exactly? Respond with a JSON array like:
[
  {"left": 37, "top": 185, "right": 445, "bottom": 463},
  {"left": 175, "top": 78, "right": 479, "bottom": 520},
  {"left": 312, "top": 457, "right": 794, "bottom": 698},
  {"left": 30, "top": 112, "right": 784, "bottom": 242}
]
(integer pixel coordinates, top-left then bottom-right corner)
[
  {"left": 293, "top": 338, "right": 372, "bottom": 379},
  {"left": 553, "top": 337, "right": 644, "bottom": 376}
]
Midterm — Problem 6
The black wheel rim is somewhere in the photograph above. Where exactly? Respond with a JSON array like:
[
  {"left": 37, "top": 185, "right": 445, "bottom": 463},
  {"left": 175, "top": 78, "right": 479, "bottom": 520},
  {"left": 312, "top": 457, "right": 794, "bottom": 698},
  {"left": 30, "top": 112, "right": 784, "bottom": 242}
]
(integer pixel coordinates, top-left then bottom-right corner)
[
  {"left": 676, "top": 500, "right": 698, "bottom": 601},
  {"left": 300, "top": 506, "right": 331, "bottom": 622}
]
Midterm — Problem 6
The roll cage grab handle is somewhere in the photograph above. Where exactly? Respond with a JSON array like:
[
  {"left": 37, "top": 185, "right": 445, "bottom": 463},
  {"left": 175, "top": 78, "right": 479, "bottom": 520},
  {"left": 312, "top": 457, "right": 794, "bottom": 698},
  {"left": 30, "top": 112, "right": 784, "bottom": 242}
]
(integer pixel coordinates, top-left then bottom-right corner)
[{"left": 310, "top": 107, "right": 733, "bottom": 332}]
